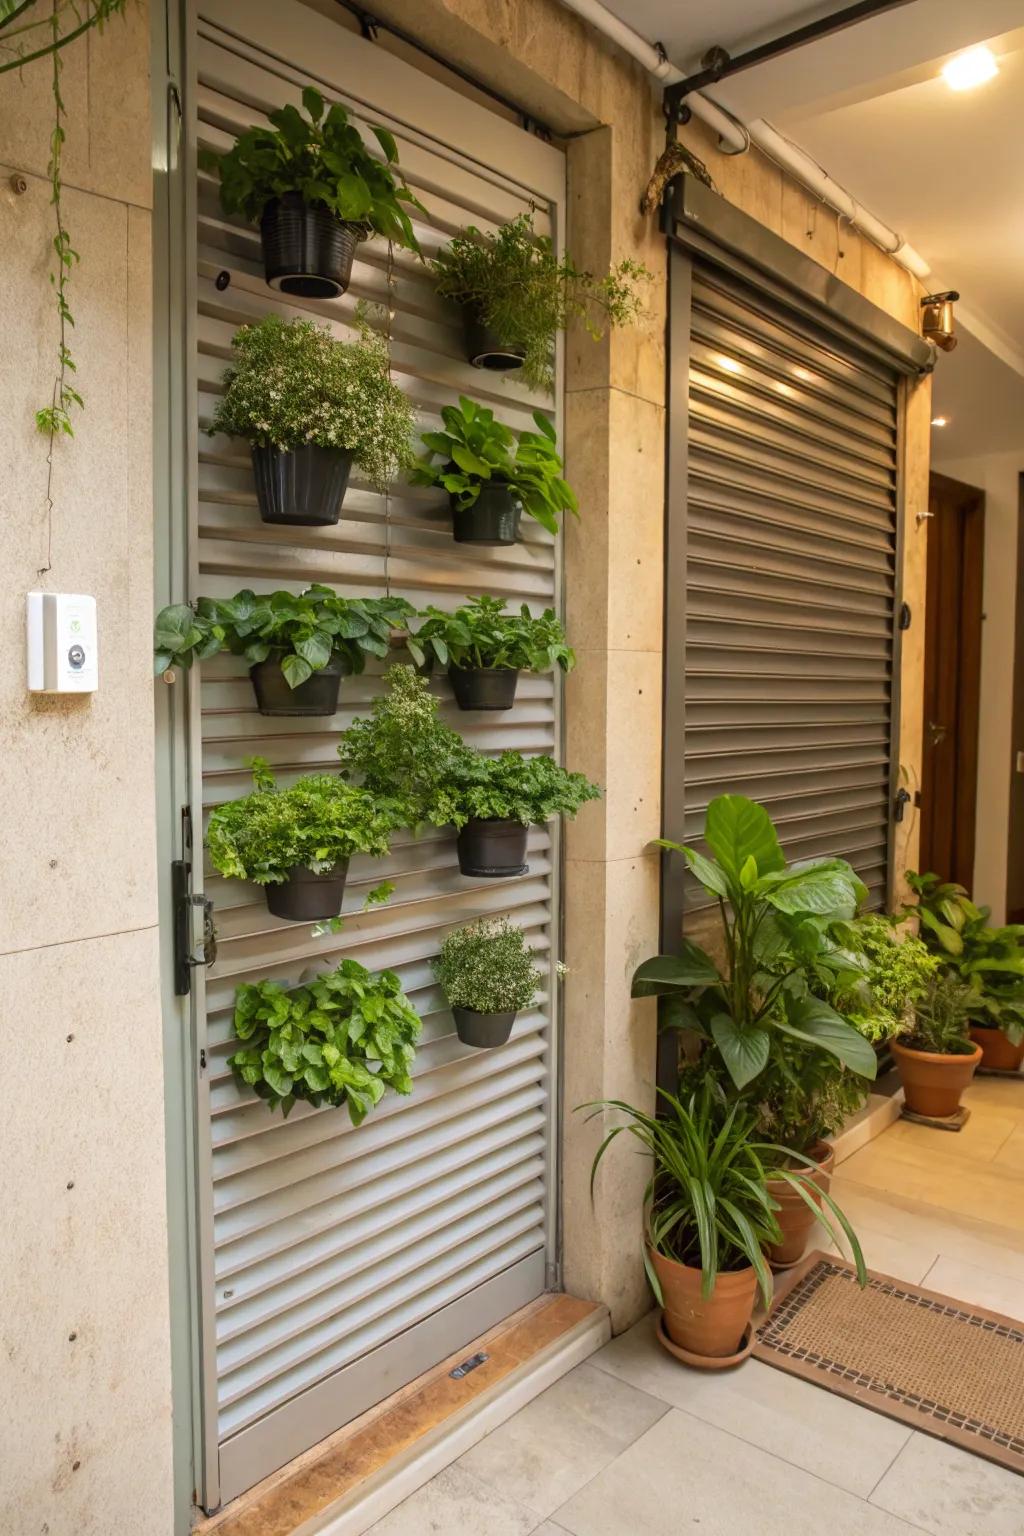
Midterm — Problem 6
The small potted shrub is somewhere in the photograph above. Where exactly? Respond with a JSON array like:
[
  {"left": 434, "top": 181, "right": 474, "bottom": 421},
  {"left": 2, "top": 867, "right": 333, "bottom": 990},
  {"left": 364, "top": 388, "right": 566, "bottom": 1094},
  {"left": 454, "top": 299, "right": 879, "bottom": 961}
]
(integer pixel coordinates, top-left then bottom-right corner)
[
  {"left": 211, "top": 313, "right": 415, "bottom": 527},
  {"left": 454, "top": 751, "right": 601, "bottom": 877},
  {"left": 154, "top": 586, "right": 414, "bottom": 716},
  {"left": 406, "top": 594, "right": 574, "bottom": 710},
  {"left": 201, "top": 86, "right": 425, "bottom": 298},
  {"left": 207, "top": 759, "right": 396, "bottom": 921},
  {"left": 891, "top": 972, "right": 983, "bottom": 1118},
  {"left": 411, "top": 396, "right": 577, "bottom": 545},
  {"left": 431, "top": 211, "right": 650, "bottom": 389},
  {"left": 230, "top": 958, "right": 420, "bottom": 1121},
  {"left": 585, "top": 1081, "right": 864, "bottom": 1368},
  {"left": 433, "top": 917, "right": 541, "bottom": 1048}
]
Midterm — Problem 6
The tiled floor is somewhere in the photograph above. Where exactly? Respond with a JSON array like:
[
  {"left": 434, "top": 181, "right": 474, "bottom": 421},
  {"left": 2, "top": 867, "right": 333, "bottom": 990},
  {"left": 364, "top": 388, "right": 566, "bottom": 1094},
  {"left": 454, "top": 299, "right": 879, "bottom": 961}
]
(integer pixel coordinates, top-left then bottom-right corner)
[{"left": 369, "top": 1075, "right": 1024, "bottom": 1535}]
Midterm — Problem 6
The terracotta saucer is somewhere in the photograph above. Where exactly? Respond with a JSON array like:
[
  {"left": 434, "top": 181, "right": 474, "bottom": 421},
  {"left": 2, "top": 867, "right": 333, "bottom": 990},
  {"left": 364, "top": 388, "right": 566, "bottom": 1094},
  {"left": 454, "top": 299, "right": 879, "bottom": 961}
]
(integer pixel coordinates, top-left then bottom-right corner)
[{"left": 654, "top": 1310, "right": 755, "bottom": 1371}]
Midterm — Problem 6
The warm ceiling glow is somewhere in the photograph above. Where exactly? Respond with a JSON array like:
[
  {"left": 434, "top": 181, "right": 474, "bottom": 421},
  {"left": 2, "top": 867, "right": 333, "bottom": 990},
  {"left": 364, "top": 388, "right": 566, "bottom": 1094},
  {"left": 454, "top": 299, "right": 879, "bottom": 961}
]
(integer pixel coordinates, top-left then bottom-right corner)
[
  {"left": 941, "top": 46, "right": 998, "bottom": 92},
  {"left": 931, "top": 416, "right": 948, "bottom": 427}
]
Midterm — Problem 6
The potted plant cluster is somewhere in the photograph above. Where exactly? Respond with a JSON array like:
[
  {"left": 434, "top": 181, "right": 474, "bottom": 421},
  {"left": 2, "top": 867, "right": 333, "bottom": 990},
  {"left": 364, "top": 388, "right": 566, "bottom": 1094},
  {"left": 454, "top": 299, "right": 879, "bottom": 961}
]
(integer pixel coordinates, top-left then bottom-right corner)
[
  {"left": 211, "top": 312, "right": 415, "bottom": 527},
  {"left": 906, "top": 871, "right": 1024, "bottom": 1073},
  {"left": 411, "top": 396, "right": 577, "bottom": 544},
  {"left": 206, "top": 758, "right": 397, "bottom": 922},
  {"left": 431, "top": 210, "right": 650, "bottom": 390},
  {"left": 202, "top": 86, "right": 425, "bottom": 298},
  {"left": 454, "top": 750, "right": 600, "bottom": 876},
  {"left": 154, "top": 585, "right": 414, "bottom": 715},
  {"left": 890, "top": 972, "right": 982, "bottom": 1118},
  {"left": 229, "top": 957, "right": 421, "bottom": 1121},
  {"left": 433, "top": 916, "right": 542, "bottom": 1047},
  {"left": 406, "top": 595, "right": 574, "bottom": 710},
  {"left": 585, "top": 1080, "right": 865, "bottom": 1368}
]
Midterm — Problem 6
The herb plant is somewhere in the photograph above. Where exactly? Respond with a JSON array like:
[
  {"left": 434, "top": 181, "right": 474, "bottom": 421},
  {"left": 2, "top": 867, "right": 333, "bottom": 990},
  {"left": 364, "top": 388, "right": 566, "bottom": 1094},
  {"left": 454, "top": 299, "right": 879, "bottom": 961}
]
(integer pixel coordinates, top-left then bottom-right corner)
[
  {"left": 828, "top": 914, "right": 938, "bottom": 1044},
  {"left": 229, "top": 958, "right": 421, "bottom": 1122},
  {"left": 406, "top": 595, "right": 574, "bottom": 675},
  {"left": 411, "top": 396, "right": 578, "bottom": 535},
  {"left": 432, "top": 211, "right": 650, "bottom": 392},
  {"left": 207, "top": 759, "right": 396, "bottom": 885},
  {"left": 907, "top": 972, "right": 976, "bottom": 1055},
  {"left": 585, "top": 1080, "right": 865, "bottom": 1306},
  {"left": 632, "top": 795, "right": 878, "bottom": 1094},
  {"left": 211, "top": 313, "right": 416, "bottom": 491},
  {"left": 201, "top": 85, "right": 426, "bottom": 253},
  {"left": 153, "top": 586, "right": 413, "bottom": 690},
  {"left": 434, "top": 918, "right": 542, "bottom": 1014},
  {"left": 458, "top": 751, "right": 601, "bottom": 826},
  {"left": 904, "top": 872, "right": 1024, "bottom": 1046}
]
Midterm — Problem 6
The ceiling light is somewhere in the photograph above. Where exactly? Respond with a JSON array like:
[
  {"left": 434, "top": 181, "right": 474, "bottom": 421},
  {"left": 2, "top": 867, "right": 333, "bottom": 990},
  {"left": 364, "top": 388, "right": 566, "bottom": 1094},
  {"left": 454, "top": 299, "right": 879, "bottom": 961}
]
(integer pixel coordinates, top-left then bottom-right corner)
[
  {"left": 931, "top": 416, "right": 948, "bottom": 427},
  {"left": 942, "top": 46, "right": 998, "bottom": 92}
]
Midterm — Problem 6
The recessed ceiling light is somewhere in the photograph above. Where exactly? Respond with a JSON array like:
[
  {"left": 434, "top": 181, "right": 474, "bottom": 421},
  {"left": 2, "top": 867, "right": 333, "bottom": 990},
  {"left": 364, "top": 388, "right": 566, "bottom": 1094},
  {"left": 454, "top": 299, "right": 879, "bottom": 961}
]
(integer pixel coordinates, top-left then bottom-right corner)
[
  {"left": 931, "top": 416, "right": 948, "bottom": 427},
  {"left": 942, "top": 46, "right": 998, "bottom": 92}
]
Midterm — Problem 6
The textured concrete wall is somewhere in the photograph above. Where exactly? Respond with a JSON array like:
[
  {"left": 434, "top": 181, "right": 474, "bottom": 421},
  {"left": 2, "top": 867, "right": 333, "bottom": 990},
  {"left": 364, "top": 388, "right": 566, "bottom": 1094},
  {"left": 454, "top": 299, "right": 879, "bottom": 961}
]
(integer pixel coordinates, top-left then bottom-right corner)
[{"left": 0, "top": 6, "right": 173, "bottom": 1534}]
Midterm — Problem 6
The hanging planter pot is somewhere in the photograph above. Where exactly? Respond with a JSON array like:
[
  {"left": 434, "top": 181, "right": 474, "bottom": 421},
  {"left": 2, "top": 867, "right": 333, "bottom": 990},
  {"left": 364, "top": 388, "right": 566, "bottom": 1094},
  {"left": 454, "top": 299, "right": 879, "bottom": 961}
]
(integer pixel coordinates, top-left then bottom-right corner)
[
  {"left": 462, "top": 305, "right": 526, "bottom": 374},
  {"left": 264, "top": 861, "right": 350, "bottom": 922},
  {"left": 259, "top": 193, "right": 365, "bottom": 299},
  {"left": 456, "top": 818, "right": 529, "bottom": 877},
  {"left": 249, "top": 654, "right": 351, "bottom": 717},
  {"left": 250, "top": 442, "right": 354, "bottom": 527},
  {"left": 451, "top": 484, "right": 522, "bottom": 546},
  {"left": 448, "top": 665, "right": 519, "bottom": 711},
  {"left": 452, "top": 1005, "right": 517, "bottom": 1049}
]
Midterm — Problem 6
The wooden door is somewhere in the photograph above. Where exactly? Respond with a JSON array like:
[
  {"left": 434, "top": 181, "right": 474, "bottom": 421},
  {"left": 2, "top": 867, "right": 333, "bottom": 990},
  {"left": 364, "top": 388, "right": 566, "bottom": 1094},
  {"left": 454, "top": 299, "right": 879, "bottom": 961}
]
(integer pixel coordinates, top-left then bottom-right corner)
[
  {"left": 919, "top": 473, "right": 984, "bottom": 886},
  {"left": 1006, "top": 476, "right": 1024, "bottom": 922}
]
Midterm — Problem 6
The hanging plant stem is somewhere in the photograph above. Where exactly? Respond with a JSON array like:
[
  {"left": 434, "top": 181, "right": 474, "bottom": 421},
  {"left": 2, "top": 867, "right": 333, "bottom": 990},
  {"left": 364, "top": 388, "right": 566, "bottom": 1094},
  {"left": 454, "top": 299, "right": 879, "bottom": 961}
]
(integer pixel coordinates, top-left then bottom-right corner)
[{"left": 35, "top": 14, "right": 82, "bottom": 447}]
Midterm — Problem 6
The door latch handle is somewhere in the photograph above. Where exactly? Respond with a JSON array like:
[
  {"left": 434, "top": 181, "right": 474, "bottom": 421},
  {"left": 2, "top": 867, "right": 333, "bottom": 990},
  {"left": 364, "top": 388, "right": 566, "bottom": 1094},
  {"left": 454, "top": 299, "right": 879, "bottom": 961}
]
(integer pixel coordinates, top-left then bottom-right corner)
[{"left": 172, "top": 860, "right": 218, "bottom": 995}]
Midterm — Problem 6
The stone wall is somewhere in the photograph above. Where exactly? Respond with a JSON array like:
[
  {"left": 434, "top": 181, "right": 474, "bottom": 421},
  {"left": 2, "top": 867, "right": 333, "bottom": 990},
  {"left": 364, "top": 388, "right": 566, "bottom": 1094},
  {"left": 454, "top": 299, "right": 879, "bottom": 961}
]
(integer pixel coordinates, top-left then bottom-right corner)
[{"left": 0, "top": 6, "right": 173, "bottom": 1534}]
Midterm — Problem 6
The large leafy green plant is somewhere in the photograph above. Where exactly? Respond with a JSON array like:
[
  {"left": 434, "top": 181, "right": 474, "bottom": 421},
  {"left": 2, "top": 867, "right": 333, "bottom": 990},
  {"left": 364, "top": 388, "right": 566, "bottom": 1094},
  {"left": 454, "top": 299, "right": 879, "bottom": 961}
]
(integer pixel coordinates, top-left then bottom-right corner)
[
  {"left": 207, "top": 759, "right": 397, "bottom": 885},
  {"left": 406, "top": 595, "right": 574, "bottom": 675},
  {"left": 153, "top": 586, "right": 413, "bottom": 691},
  {"left": 210, "top": 314, "right": 415, "bottom": 490},
  {"left": 632, "top": 795, "right": 877, "bottom": 1093},
  {"left": 431, "top": 211, "right": 650, "bottom": 393},
  {"left": 434, "top": 917, "right": 541, "bottom": 1014},
  {"left": 585, "top": 1080, "right": 865, "bottom": 1306},
  {"left": 201, "top": 85, "right": 426, "bottom": 253},
  {"left": 457, "top": 751, "right": 601, "bottom": 827},
  {"left": 229, "top": 959, "right": 421, "bottom": 1122},
  {"left": 904, "top": 872, "right": 1024, "bottom": 1046},
  {"left": 411, "top": 396, "right": 578, "bottom": 535}
]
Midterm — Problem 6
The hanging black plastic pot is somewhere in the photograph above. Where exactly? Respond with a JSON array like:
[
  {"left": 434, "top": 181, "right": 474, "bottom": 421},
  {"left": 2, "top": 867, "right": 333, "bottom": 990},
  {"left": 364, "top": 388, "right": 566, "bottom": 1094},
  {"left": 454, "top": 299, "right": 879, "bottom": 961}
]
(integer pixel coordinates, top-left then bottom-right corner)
[
  {"left": 448, "top": 665, "right": 519, "bottom": 711},
  {"left": 456, "top": 818, "right": 529, "bottom": 877},
  {"left": 265, "top": 861, "right": 350, "bottom": 922},
  {"left": 260, "top": 193, "right": 364, "bottom": 299},
  {"left": 451, "top": 484, "right": 522, "bottom": 546},
  {"left": 251, "top": 442, "right": 354, "bottom": 526},
  {"left": 462, "top": 306, "right": 526, "bottom": 374},
  {"left": 249, "top": 654, "right": 351, "bottom": 717},
  {"left": 453, "top": 1005, "right": 517, "bottom": 1048}
]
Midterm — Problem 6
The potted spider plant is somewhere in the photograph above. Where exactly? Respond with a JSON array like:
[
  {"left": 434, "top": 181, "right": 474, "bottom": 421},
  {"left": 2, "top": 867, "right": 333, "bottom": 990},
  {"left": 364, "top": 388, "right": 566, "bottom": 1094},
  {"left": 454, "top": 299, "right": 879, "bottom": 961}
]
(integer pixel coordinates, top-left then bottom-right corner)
[
  {"left": 154, "top": 586, "right": 414, "bottom": 716},
  {"left": 211, "top": 313, "right": 415, "bottom": 527},
  {"left": 207, "top": 759, "right": 397, "bottom": 922},
  {"left": 201, "top": 86, "right": 425, "bottom": 298},
  {"left": 411, "top": 396, "right": 577, "bottom": 544},
  {"left": 433, "top": 917, "right": 541, "bottom": 1048},
  {"left": 431, "top": 211, "right": 649, "bottom": 389},
  {"left": 585, "top": 1081, "right": 865, "bottom": 1368},
  {"left": 405, "top": 595, "right": 574, "bottom": 710}
]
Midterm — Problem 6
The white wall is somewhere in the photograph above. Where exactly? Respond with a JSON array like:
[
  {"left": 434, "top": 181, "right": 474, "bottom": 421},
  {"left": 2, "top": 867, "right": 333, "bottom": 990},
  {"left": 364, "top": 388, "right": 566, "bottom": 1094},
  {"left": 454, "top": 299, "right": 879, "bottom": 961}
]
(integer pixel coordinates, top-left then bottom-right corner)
[{"left": 931, "top": 449, "right": 1022, "bottom": 920}]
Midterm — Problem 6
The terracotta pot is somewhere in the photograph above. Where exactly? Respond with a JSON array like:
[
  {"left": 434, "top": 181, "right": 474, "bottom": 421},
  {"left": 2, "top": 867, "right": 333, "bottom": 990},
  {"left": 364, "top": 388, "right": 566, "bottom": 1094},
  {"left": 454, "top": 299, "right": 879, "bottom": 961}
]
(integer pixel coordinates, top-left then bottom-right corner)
[
  {"left": 892, "top": 1039, "right": 983, "bottom": 1118},
  {"left": 648, "top": 1246, "right": 757, "bottom": 1360},
  {"left": 970, "top": 1024, "right": 1024, "bottom": 1074},
  {"left": 766, "top": 1140, "right": 834, "bottom": 1270}
]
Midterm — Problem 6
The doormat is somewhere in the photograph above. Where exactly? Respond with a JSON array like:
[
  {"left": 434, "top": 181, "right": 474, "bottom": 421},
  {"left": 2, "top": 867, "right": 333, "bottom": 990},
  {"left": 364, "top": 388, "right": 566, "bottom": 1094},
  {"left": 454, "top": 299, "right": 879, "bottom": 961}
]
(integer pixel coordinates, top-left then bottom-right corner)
[{"left": 755, "top": 1253, "right": 1024, "bottom": 1476}]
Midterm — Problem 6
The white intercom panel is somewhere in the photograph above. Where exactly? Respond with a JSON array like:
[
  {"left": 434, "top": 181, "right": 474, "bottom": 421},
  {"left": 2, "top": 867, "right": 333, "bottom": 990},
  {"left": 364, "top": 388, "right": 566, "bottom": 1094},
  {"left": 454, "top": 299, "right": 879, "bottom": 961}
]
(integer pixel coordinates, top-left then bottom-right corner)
[{"left": 26, "top": 592, "right": 99, "bottom": 694}]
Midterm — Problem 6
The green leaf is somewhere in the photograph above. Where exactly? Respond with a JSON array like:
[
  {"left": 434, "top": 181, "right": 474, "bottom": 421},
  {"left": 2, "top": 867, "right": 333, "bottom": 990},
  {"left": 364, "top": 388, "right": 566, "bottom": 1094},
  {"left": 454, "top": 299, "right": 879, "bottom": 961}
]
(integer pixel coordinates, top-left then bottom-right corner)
[
  {"left": 704, "top": 794, "right": 784, "bottom": 879},
  {"left": 709, "top": 1014, "right": 771, "bottom": 1088},
  {"left": 281, "top": 652, "right": 314, "bottom": 690},
  {"left": 369, "top": 123, "right": 399, "bottom": 163},
  {"left": 683, "top": 847, "right": 731, "bottom": 899},
  {"left": 777, "top": 996, "right": 878, "bottom": 1079},
  {"left": 302, "top": 85, "right": 325, "bottom": 123},
  {"left": 631, "top": 945, "right": 721, "bottom": 996},
  {"left": 294, "top": 631, "right": 333, "bottom": 670},
  {"left": 918, "top": 906, "right": 964, "bottom": 954}
]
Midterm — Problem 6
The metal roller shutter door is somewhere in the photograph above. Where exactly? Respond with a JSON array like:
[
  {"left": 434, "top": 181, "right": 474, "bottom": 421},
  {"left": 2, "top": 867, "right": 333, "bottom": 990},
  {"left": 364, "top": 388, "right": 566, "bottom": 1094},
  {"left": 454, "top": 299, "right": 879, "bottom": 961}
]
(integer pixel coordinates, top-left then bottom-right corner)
[
  {"left": 678, "top": 256, "right": 900, "bottom": 911},
  {"left": 185, "top": 0, "right": 566, "bottom": 1508}
]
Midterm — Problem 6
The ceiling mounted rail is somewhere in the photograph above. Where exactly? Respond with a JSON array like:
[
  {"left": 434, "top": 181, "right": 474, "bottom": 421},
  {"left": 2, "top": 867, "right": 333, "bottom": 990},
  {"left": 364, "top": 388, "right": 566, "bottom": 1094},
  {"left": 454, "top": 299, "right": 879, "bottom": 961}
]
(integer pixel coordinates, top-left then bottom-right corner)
[{"left": 663, "top": 0, "right": 916, "bottom": 117}]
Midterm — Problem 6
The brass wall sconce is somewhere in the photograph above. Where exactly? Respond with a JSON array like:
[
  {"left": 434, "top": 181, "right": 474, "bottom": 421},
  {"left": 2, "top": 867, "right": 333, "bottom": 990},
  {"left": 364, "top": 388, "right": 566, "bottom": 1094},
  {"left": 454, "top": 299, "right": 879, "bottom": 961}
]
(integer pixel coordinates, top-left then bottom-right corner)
[{"left": 921, "top": 290, "right": 959, "bottom": 352}]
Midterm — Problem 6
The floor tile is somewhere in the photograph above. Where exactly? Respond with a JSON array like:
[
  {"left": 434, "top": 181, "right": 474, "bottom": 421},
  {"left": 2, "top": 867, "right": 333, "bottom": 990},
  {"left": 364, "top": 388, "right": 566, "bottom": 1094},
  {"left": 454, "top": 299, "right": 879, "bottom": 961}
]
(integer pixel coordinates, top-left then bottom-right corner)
[
  {"left": 829, "top": 1180, "right": 1024, "bottom": 1278},
  {"left": 992, "top": 1121, "right": 1024, "bottom": 1174},
  {"left": 879, "top": 1110, "right": 1018, "bottom": 1165},
  {"left": 961, "top": 1076, "right": 1024, "bottom": 1122},
  {"left": 836, "top": 1139, "right": 1023, "bottom": 1241},
  {"left": 870, "top": 1431, "right": 1024, "bottom": 1535},
  {"left": 551, "top": 1409, "right": 922, "bottom": 1536},
  {"left": 921, "top": 1254, "right": 1024, "bottom": 1324},
  {"left": 367, "top": 1464, "right": 539, "bottom": 1536},
  {"left": 589, "top": 1312, "right": 910, "bottom": 1496},
  {"left": 457, "top": 1361, "right": 667, "bottom": 1518},
  {"left": 825, "top": 1216, "right": 939, "bottom": 1284}
]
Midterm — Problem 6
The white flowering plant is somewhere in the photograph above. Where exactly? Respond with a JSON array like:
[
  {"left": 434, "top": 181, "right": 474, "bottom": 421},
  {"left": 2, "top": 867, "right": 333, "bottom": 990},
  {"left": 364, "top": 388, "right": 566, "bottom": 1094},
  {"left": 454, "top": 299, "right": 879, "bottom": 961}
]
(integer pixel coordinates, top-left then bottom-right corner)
[
  {"left": 211, "top": 312, "right": 416, "bottom": 491},
  {"left": 434, "top": 917, "right": 542, "bottom": 1014}
]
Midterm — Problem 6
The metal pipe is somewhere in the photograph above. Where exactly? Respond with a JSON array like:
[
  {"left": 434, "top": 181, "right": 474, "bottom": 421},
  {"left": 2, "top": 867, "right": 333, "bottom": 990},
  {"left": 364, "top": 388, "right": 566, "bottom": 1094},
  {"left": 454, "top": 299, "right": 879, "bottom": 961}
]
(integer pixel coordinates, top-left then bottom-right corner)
[{"left": 555, "top": 0, "right": 930, "bottom": 279}]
